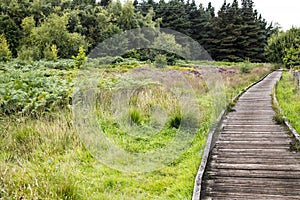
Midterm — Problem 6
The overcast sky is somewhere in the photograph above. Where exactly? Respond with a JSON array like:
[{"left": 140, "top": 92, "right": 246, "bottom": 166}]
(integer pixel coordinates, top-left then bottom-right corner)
[{"left": 197, "top": 0, "right": 299, "bottom": 30}]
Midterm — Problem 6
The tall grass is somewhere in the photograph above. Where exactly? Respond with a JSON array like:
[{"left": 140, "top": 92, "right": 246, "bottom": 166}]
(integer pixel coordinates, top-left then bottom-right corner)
[{"left": 276, "top": 71, "right": 300, "bottom": 133}]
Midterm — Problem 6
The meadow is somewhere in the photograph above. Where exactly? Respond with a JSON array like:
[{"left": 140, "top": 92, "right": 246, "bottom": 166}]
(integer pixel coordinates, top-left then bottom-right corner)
[{"left": 0, "top": 59, "right": 272, "bottom": 199}]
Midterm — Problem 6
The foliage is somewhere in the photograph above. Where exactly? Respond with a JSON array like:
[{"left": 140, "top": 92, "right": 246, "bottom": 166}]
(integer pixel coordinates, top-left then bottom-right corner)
[
  {"left": 72, "top": 46, "right": 87, "bottom": 68},
  {"left": 0, "top": 0, "right": 274, "bottom": 62},
  {"left": 44, "top": 44, "right": 59, "bottom": 61},
  {"left": 154, "top": 54, "right": 167, "bottom": 68},
  {"left": 0, "top": 14, "right": 20, "bottom": 56},
  {"left": 19, "top": 14, "right": 87, "bottom": 60},
  {"left": 239, "top": 60, "right": 252, "bottom": 73},
  {"left": 265, "top": 27, "right": 300, "bottom": 69},
  {"left": 283, "top": 46, "right": 300, "bottom": 69},
  {"left": 0, "top": 34, "right": 12, "bottom": 62},
  {"left": 137, "top": 0, "right": 274, "bottom": 62},
  {"left": 0, "top": 60, "right": 74, "bottom": 115},
  {"left": 208, "top": 0, "right": 274, "bottom": 62}
]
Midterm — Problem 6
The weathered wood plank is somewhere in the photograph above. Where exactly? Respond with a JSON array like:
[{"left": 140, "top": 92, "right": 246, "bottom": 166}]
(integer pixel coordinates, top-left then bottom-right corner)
[
  {"left": 209, "top": 163, "right": 300, "bottom": 171},
  {"left": 207, "top": 169, "right": 300, "bottom": 178},
  {"left": 211, "top": 158, "right": 300, "bottom": 164},
  {"left": 202, "top": 192, "right": 300, "bottom": 200}
]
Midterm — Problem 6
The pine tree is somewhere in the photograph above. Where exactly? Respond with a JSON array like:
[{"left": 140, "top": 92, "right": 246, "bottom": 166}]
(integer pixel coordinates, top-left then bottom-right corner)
[
  {"left": 155, "top": 0, "right": 190, "bottom": 36},
  {"left": 0, "top": 34, "right": 12, "bottom": 62},
  {"left": 238, "top": 0, "right": 262, "bottom": 61},
  {"left": 0, "top": 14, "right": 20, "bottom": 57}
]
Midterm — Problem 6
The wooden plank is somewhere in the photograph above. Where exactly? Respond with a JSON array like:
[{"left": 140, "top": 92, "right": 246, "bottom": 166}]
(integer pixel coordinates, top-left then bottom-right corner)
[
  {"left": 211, "top": 157, "right": 300, "bottom": 164},
  {"left": 218, "top": 136, "right": 290, "bottom": 141},
  {"left": 207, "top": 169, "right": 300, "bottom": 179},
  {"left": 209, "top": 163, "right": 300, "bottom": 171},
  {"left": 210, "top": 152, "right": 299, "bottom": 158},
  {"left": 202, "top": 191, "right": 300, "bottom": 199},
  {"left": 216, "top": 140, "right": 290, "bottom": 145},
  {"left": 203, "top": 185, "right": 300, "bottom": 195},
  {"left": 207, "top": 176, "right": 300, "bottom": 183},
  {"left": 210, "top": 155, "right": 299, "bottom": 160},
  {"left": 214, "top": 148, "right": 291, "bottom": 153}
]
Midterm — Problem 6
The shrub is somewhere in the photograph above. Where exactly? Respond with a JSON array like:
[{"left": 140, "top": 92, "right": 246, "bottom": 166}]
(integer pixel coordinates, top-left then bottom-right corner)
[
  {"left": 18, "top": 45, "right": 41, "bottom": 61},
  {"left": 44, "top": 44, "right": 59, "bottom": 61},
  {"left": 72, "top": 46, "right": 87, "bottom": 68},
  {"left": 240, "top": 61, "right": 252, "bottom": 73},
  {"left": 112, "top": 56, "right": 124, "bottom": 64},
  {"left": 154, "top": 54, "right": 167, "bottom": 68}
]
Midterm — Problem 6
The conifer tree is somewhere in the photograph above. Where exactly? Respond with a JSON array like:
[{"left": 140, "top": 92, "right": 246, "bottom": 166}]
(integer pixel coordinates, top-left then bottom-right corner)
[{"left": 0, "top": 34, "right": 12, "bottom": 62}]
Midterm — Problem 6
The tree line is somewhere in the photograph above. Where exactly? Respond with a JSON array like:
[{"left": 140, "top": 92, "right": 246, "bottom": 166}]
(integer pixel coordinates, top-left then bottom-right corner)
[{"left": 0, "top": 0, "right": 277, "bottom": 62}]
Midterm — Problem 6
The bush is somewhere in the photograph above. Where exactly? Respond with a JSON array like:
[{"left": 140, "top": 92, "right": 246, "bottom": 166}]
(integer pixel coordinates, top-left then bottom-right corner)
[
  {"left": 240, "top": 61, "right": 252, "bottom": 73},
  {"left": 72, "top": 46, "right": 87, "bottom": 68},
  {"left": 18, "top": 45, "right": 41, "bottom": 61},
  {"left": 154, "top": 54, "right": 167, "bottom": 68},
  {"left": 44, "top": 45, "right": 59, "bottom": 61},
  {"left": 112, "top": 56, "right": 124, "bottom": 64}
]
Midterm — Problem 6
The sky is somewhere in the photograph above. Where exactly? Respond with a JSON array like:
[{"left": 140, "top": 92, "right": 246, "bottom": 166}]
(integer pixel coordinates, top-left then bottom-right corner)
[{"left": 197, "top": 0, "right": 300, "bottom": 30}]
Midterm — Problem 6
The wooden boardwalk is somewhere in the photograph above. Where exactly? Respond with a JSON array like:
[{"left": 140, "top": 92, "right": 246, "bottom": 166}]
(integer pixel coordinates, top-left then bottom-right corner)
[{"left": 201, "top": 71, "right": 300, "bottom": 199}]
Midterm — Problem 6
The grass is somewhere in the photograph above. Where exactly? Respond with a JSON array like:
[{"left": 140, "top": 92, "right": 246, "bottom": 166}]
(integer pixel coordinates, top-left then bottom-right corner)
[
  {"left": 0, "top": 60, "right": 273, "bottom": 199},
  {"left": 0, "top": 113, "right": 207, "bottom": 199},
  {"left": 276, "top": 71, "right": 300, "bottom": 133}
]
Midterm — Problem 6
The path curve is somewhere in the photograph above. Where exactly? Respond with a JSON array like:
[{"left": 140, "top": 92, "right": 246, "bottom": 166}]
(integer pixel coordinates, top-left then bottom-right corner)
[{"left": 201, "top": 71, "right": 300, "bottom": 199}]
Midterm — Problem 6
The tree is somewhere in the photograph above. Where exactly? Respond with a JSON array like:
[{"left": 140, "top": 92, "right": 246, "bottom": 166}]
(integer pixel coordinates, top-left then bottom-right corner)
[
  {"left": 155, "top": 0, "right": 190, "bottom": 36},
  {"left": 118, "top": 0, "right": 136, "bottom": 30},
  {"left": 18, "top": 14, "right": 87, "bottom": 60},
  {"left": 0, "top": 0, "right": 275, "bottom": 62},
  {"left": 0, "top": 14, "right": 20, "bottom": 57},
  {"left": 100, "top": 0, "right": 111, "bottom": 7},
  {"left": 0, "top": 34, "right": 12, "bottom": 61},
  {"left": 211, "top": 1, "right": 244, "bottom": 61},
  {"left": 73, "top": 46, "right": 87, "bottom": 68},
  {"left": 283, "top": 46, "right": 300, "bottom": 69},
  {"left": 265, "top": 27, "right": 300, "bottom": 69},
  {"left": 238, "top": 0, "right": 263, "bottom": 61}
]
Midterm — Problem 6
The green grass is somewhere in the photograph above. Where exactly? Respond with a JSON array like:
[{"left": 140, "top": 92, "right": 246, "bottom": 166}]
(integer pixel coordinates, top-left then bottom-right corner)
[
  {"left": 0, "top": 59, "right": 273, "bottom": 199},
  {"left": 276, "top": 71, "right": 300, "bottom": 133}
]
